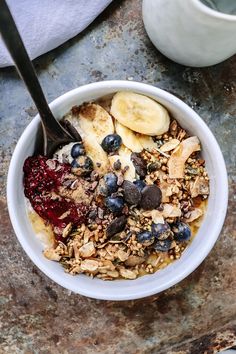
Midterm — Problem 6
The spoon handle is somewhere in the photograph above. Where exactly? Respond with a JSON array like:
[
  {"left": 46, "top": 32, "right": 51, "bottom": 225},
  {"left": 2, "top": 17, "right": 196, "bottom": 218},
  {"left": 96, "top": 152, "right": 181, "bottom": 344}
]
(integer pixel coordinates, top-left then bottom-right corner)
[{"left": 0, "top": 0, "right": 71, "bottom": 141}]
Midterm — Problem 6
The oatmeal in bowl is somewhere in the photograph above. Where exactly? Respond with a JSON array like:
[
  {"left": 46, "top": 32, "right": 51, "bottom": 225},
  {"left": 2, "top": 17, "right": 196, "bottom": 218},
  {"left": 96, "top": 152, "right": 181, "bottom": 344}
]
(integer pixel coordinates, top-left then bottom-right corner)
[
  {"left": 23, "top": 91, "right": 209, "bottom": 281},
  {"left": 7, "top": 81, "right": 227, "bottom": 299}
]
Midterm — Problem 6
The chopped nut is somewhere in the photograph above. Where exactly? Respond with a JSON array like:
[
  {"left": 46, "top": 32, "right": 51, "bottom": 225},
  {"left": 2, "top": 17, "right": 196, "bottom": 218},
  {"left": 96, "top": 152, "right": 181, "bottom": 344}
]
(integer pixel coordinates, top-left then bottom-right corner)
[
  {"left": 98, "top": 260, "right": 116, "bottom": 273},
  {"left": 117, "top": 173, "right": 124, "bottom": 186},
  {"left": 59, "top": 211, "right": 71, "bottom": 220},
  {"left": 125, "top": 255, "right": 145, "bottom": 266},
  {"left": 117, "top": 249, "right": 129, "bottom": 261},
  {"left": 80, "top": 259, "right": 99, "bottom": 272},
  {"left": 46, "top": 159, "right": 56, "bottom": 170},
  {"left": 190, "top": 176, "right": 209, "bottom": 198},
  {"left": 79, "top": 242, "right": 96, "bottom": 258},
  {"left": 170, "top": 120, "right": 178, "bottom": 136},
  {"left": 73, "top": 242, "right": 81, "bottom": 260},
  {"left": 90, "top": 171, "right": 99, "bottom": 181},
  {"left": 89, "top": 181, "right": 98, "bottom": 191},
  {"left": 119, "top": 268, "right": 137, "bottom": 279},
  {"left": 162, "top": 203, "right": 182, "bottom": 218},
  {"left": 84, "top": 227, "right": 92, "bottom": 244},
  {"left": 97, "top": 207, "right": 104, "bottom": 219},
  {"left": 151, "top": 210, "right": 165, "bottom": 224},
  {"left": 177, "top": 129, "right": 187, "bottom": 141},
  {"left": 106, "top": 270, "right": 119, "bottom": 278},
  {"left": 62, "top": 223, "right": 72, "bottom": 238},
  {"left": 184, "top": 208, "right": 203, "bottom": 222},
  {"left": 44, "top": 248, "right": 61, "bottom": 261}
]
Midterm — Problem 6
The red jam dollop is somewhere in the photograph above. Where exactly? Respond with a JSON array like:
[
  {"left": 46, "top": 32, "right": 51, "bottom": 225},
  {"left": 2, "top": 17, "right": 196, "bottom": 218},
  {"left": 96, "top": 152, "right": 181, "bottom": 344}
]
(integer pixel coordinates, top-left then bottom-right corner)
[{"left": 23, "top": 156, "right": 88, "bottom": 239}]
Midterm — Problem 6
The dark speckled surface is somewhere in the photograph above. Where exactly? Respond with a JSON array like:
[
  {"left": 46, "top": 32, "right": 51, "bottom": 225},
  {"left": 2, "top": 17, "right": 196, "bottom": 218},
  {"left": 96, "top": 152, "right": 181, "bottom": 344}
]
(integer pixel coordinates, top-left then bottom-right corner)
[{"left": 0, "top": 0, "right": 235, "bottom": 353}]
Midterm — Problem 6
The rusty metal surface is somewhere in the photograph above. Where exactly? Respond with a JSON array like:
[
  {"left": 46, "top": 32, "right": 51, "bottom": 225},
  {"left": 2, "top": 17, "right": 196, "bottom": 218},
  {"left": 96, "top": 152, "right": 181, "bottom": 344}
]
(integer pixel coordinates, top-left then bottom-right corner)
[{"left": 0, "top": 0, "right": 235, "bottom": 353}]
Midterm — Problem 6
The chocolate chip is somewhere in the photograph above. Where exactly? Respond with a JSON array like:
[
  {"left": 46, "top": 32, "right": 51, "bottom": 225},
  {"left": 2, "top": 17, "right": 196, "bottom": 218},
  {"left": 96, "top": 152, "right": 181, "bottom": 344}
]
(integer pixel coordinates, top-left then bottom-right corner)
[
  {"left": 131, "top": 153, "right": 147, "bottom": 178},
  {"left": 113, "top": 159, "right": 121, "bottom": 170},
  {"left": 140, "top": 185, "right": 162, "bottom": 210},
  {"left": 106, "top": 216, "right": 127, "bottom": 238},
  {"left": 122, "top": 180, "right": 141, "bottom": 205}
]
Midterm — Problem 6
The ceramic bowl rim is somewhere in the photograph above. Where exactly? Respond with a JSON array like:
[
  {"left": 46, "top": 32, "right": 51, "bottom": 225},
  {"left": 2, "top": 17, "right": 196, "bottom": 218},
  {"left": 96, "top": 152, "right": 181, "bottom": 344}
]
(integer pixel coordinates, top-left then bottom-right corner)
[{"left": 193, "top": 0, "right": 236, "bottom": 21}]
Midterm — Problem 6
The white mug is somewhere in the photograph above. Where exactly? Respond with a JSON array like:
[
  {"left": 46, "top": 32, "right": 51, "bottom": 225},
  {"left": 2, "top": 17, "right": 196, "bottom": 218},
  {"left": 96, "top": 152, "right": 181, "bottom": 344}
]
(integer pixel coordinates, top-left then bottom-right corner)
[{"left": 142, "top": 0, "right": 236, "bottom": 67}]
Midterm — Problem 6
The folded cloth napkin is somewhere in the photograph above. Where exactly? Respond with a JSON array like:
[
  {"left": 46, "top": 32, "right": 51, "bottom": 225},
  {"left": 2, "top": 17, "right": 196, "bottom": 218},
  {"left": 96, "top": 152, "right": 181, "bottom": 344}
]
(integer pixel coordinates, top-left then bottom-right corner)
[{"left": 0, "top": 0, "right": 113, "bottom": 67}]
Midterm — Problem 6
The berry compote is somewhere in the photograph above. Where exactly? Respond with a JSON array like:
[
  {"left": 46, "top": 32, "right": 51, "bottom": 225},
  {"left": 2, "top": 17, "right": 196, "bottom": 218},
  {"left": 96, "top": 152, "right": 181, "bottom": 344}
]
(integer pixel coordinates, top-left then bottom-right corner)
[{"left": 23, "top": 156, "right": 88, "bottom": 240}]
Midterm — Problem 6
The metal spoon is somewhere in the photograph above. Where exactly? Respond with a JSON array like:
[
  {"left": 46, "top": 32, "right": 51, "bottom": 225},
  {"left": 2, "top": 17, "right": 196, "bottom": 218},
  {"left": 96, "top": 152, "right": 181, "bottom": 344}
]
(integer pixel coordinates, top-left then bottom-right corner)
[{"left": 0, "top": 0, "right": 77, "bottom": 156}]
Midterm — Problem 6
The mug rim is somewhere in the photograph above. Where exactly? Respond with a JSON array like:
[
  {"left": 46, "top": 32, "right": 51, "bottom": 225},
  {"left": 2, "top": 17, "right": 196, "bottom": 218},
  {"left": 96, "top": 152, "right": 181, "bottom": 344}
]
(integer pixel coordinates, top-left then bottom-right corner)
[
  {"left": 193, "top": 0, "right": 236, "bottom": 21},
  {"left": 7, "top": 80, "right": 228, "bottom": 300}
]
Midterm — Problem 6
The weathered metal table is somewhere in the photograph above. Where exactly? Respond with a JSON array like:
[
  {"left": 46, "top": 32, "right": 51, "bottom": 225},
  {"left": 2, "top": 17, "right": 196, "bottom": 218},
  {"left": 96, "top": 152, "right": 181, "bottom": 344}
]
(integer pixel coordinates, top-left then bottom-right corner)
[{"left": 0, "top": 1, "right": 235, "bottom": 353}]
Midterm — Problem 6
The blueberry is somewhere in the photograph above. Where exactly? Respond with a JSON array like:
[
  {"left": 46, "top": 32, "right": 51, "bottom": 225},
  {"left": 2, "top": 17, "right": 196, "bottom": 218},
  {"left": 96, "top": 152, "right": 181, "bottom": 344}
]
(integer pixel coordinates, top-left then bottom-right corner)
[
  {"left": 101, "top": 134, "right": 122, "bottom": 153},
  {"left": 133, "top": 180, "right": 146, "bottom": 192},
  {"left": 153, "top": 239, "right": 172, "bottom": 252},
  {"left": 71, "top": 143, "right": 86, "bottom": 158},
  {"left": 71, "top": 156, "right": 93, "bottom": 176},
  {"left": 104, "top": 173, "right": 118, "bottom": 194},
  {"left": 172, "top": 222, "right": 191, "bottom": 242},
  {"left": 71, "top": 159, "right": 79, "bottom": 168},
  {"left": 151, "top": 222, "right": 173, "bottom": 240},
  {"left": 105, "top": 196, "right": 124, "bottom": 214},
  {"left": 137, "top": 231, "right": 155, "bottom": 246}
]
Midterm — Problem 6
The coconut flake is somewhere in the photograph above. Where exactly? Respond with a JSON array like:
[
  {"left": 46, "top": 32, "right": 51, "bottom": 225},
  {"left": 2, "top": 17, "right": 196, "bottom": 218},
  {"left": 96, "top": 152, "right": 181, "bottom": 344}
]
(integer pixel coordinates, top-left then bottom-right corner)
[
  {"left": 160, "top": 139, "right": 180, "bottom": 152},
  {"left": 168, "top": 136, "right": 201, "bottom": 179}
]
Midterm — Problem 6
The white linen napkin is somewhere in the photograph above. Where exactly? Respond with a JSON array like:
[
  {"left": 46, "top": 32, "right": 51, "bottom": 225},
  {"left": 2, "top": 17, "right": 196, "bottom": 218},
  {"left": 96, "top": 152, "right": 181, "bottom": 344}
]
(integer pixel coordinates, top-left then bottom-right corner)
[{"left": 0, "top": 0, "right": 113, "bottom": 67}]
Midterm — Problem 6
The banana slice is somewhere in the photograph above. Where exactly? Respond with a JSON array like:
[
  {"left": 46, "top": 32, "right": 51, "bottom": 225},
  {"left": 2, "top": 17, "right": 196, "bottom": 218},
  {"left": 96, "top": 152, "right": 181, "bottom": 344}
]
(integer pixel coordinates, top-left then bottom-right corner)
[
  {"left": 83, "top": 135, "right": 109, "bottom": 175},
  {"left": 115, "top": 121, "right": 143, "bottom": 152},
  {"left": 111, "top": 91, "right": 170, "bottom": 136},
  {"left": 109, "top": 146, "right": 136, "bottom": 181},
  {"left": 115, "top": 120, "right": 158, "bottom": 153},
  {"left": 76, "top": 113, "right": 94, "bottom": 138},
  {"left": 79, "top": 103, "right": 114, "bottom": 144},
  {"left": 118, "top": 145, "right": 132, "bottom": 157},
  {"left": 137, "top": 134, "right": 157, "bottom": 151}
]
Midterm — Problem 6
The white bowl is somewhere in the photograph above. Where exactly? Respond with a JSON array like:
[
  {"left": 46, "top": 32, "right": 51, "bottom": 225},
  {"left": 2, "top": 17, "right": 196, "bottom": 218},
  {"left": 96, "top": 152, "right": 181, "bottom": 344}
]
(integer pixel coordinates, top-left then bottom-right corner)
[{"left": 7, "top": 81, "right": 228, "bottom": 300}]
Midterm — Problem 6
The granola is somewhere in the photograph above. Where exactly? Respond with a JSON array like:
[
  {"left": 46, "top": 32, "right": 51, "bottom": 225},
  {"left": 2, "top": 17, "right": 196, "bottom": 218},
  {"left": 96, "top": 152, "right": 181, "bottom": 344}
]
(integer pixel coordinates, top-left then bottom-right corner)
[{"left": 24, "top": 92, "right": 210, "bottom": 280}]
